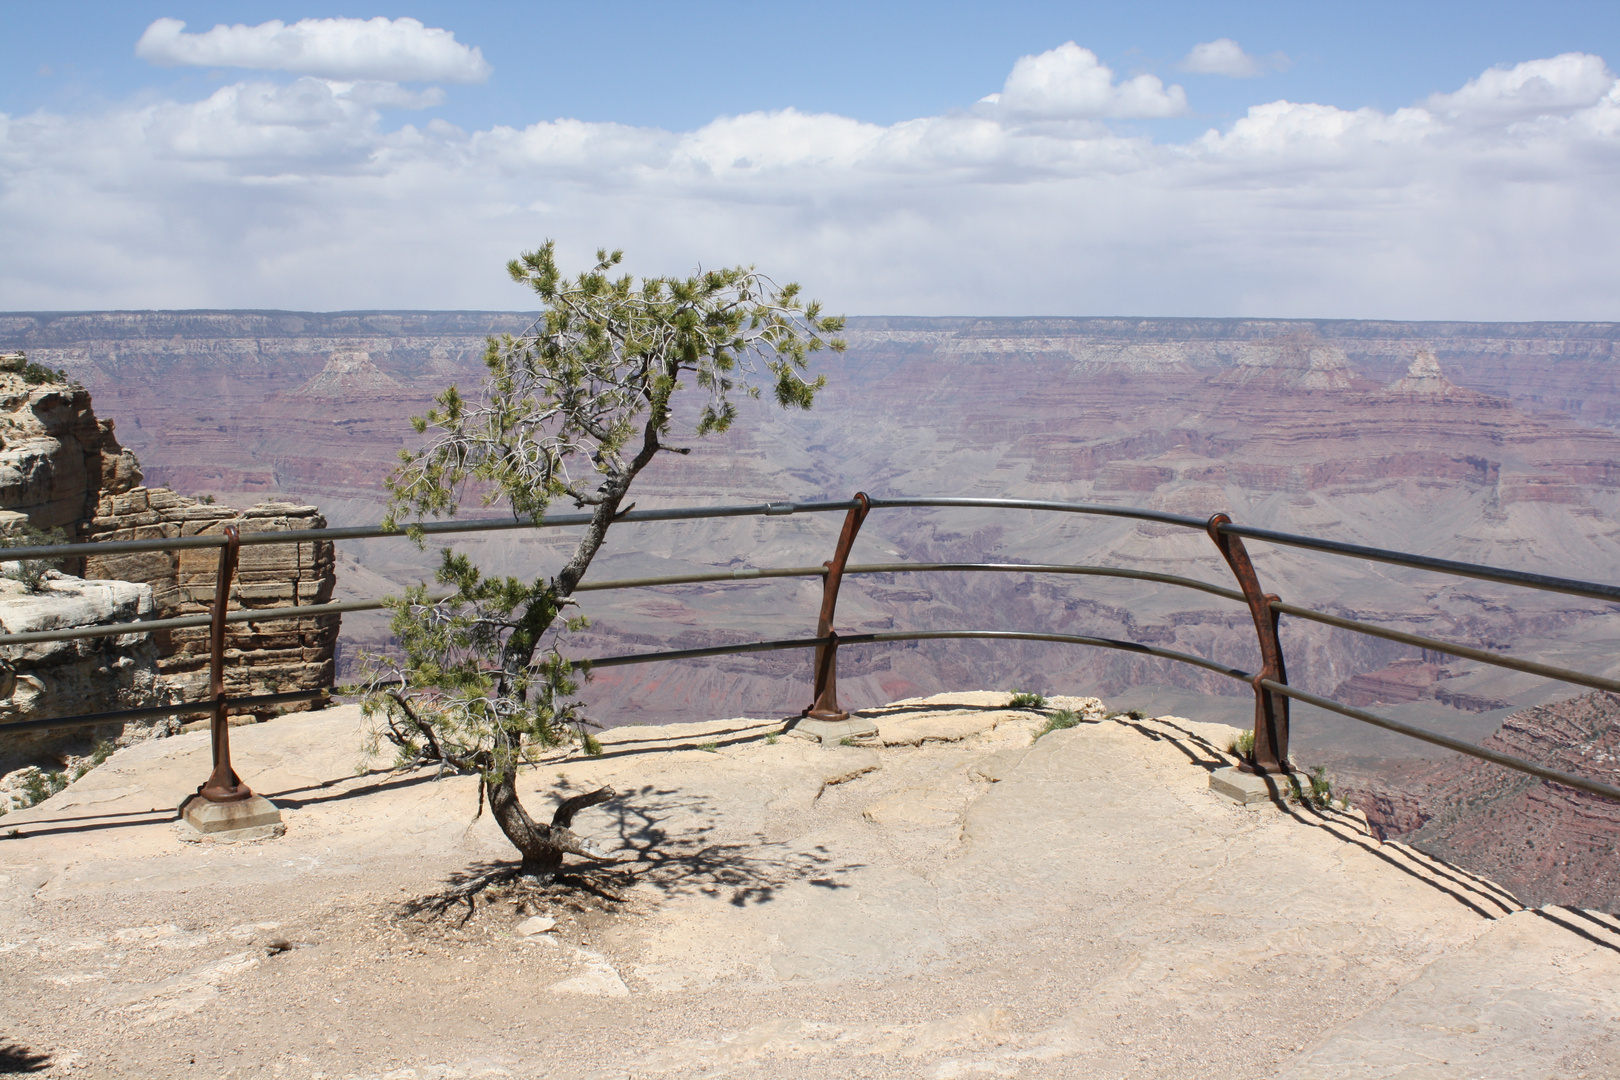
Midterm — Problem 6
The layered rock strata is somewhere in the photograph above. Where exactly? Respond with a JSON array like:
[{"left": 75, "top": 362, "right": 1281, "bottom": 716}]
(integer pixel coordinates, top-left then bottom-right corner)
[
  {"left": 1338, "top": 691, "right": 1620, "bottom": 911},
  {"left": 0, "top": 351, "right": 142, "bottom": 539},
  {"left": 0, "top": 573, "right": 167, "bottom": 807},
  {"left": 0, "top": 351, "right": 337, "bottom": 750},
  {"left": 82, "top": 491, "right": 337, "bottom": 712}
]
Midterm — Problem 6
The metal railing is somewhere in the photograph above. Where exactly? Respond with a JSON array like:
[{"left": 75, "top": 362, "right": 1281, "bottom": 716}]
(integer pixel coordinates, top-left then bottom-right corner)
[{"left": 3, "top": 493, "right": 1619, "bottom": 807}]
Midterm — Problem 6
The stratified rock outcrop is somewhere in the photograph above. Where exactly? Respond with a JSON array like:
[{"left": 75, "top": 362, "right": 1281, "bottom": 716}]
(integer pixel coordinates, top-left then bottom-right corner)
[
  {"left": 0, "top": 351, "right": 142, "bottom": 538},
  {"left": 0, "top": 573, "right": 169, "bottom": 808},
  {"left": 0, "top": 352, "right": 337, "bottom": 755},
  {"left": 83, "top": 491, "right": 337, "bottom": 712},
  {"left": 1341, "top": 691, "right": 1620, "bottom": 912}
]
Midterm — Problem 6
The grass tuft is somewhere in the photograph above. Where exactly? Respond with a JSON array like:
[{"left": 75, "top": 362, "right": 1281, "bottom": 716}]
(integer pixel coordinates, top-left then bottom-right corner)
[
  {"left": 1032, "top": 708, "right": 1083, "bottom": 743},
  {"left": 696, "top": 741, "right": 719, "bottom": 753},
  {"left": 1226, "top": 730, "right": 1255, "bottom": 760},
  {"left": 1008, "top": 691, "right": 1046, "bottom": 710}
]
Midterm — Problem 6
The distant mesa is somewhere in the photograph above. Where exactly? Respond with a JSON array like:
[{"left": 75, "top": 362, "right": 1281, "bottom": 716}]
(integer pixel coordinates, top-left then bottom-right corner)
[
  {"left": 294, "top": 351, "right": 403, "bottom": 397},
  {"left": 1209, "top": 335, "right": 1365, "bottom": 391},
  {"left": 1387, "top": 347, "right": 1458, "bottom": 395}
]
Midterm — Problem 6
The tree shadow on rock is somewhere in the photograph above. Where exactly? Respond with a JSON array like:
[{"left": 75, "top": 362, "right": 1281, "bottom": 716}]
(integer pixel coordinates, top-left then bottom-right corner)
[
  {"left": 0, "top": 1040, "right": 49, "bottom": 1074},
  {"left": 397, "top": 782, "right": 864, "bottom": 931}
]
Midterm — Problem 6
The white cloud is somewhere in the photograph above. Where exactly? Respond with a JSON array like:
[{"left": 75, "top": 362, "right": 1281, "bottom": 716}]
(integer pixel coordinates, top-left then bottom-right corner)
[
  {"left": 135, "top": 17, "right": 490, "bottom": 84},
  {"left": 981, "top": 43, "right": 1187, "bottom": 120},
  {"left": 3, "top": 48, "right": 1620, "bottom": 320},
  {"left": 1181, "top": 39, "right": 1273, "bottom": 78},
  {"left": 1425, "top": 53, "right": 1614, "bottom": 123}
]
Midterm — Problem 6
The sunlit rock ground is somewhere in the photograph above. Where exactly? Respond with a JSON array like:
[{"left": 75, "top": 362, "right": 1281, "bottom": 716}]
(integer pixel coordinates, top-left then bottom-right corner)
[{"left": 1, "top": 694, "right": 1616, "bottom": 1079}]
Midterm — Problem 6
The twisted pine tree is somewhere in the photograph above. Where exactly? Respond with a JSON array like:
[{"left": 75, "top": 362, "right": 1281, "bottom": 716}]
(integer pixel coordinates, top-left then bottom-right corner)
[{"left": 360, "top": 242, "right": 844, "bottom": 880}]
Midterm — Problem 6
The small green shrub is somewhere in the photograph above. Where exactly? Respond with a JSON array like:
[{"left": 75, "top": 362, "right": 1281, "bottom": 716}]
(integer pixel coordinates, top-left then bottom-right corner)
[
  {"left": 1226, "top": 730, "right": 1255, "bottom": 760},
  {"left": 1032, "top": 708, "right": 1082, "bottom": 743},
  {"left": 1289, "top": 765, "right": 1336, "bottom": 810},
  {"left": 0, "top": 524, "right": 67, "bottom": 593},
  {"left": 765, "top": 733, "right": 779, "bottom": 745},
  {"left": 582, "top": 733, "right": 603, "bottom": 757},
  {"left": 697, "top": 741, "right": 719, "bottom": 753},
  {"left": 21, "top": 361, "right": 70, "bottom": 386},
  {"left": 1008, "top": 691, "right": 1046, "bottom": 710},
  {"left": 71, "top": 739, "right": 116, "bottom": 780},
  {"left": 17, "top": 767, "right": 68, "bottom": 809}
]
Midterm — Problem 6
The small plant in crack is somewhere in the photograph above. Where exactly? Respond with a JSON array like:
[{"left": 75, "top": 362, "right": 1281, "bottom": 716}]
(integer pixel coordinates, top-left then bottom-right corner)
[
  {"left": 1289, "top": 765, "right": 1337, "bottom": 810},
  {"left": 1008, "top": 691, "right": 1046, "bottom": 710},
  {"left": 696, "top": 742, "right": 719, "bottom": 753},
  {"left": 1032, "top": 708, "right": 1082, "bottom": 743},
  {"left": 1226, "top": 729, "right": 1255, "bottom": 761}
]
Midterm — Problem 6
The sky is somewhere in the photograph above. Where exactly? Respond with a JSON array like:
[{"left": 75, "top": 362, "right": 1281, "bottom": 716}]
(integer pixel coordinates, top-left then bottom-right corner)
[{"left": 3, "top": 2, "right": 1620, "bottom": 319}]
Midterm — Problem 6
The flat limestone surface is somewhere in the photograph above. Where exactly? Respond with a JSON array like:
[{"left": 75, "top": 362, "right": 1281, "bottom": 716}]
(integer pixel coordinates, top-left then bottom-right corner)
[{"left": 1, "top": 692, "right": 1616, "bottom": 1079}]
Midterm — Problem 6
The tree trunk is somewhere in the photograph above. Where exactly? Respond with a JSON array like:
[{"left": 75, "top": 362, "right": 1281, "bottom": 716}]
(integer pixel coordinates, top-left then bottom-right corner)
[{"left": 485, "top": 772, "right": 616, "bottom": 881}]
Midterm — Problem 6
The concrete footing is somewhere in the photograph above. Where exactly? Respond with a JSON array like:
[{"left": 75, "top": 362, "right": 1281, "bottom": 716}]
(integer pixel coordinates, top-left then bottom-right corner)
[
  {"left": 179, "top": 793, "right": 284, "bottom": 841},
  {"left": 790, "top": 716, "right": 880, "bottom": 746},
  {"left": 1209, "top": 766, "right": 1301, "bottom": 806}
]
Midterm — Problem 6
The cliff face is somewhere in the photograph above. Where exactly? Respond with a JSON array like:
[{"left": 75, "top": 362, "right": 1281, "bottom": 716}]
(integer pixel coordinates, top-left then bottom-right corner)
[
  {"left": 0, "top": 353, "right": 338, "bottom": 783},
  {"left": 1338, "top": 691, "right": 1620, "bottom": 912},
  {"left": 4, "top": 312, "right": 1620, "bottom": 740},
  {"left": 0, "top": 352, "right": 142, "bottom": 537}
]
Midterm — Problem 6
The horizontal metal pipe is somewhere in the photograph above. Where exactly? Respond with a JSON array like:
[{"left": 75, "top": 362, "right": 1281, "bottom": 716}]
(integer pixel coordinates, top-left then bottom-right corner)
[
  {"left": 1271, "top": 600, "right": 1620, "bottom": 695},
  {"left": 0, "top": 562, "right": 1243, "bottom": 648},
  {"left": 0, "top": 598, "right": 370, "bottom": 647},
  {"left": 1222, "top": 523, "right": 1620, "bottom": 605},
  {"left": 574, "top": 565, "right": 828, "bottom": 591},
  {"left": 576, "top": 628, "right": 1254, "bottom": 684},
  {"left": 843, "top": 562, "right": 1246, "bottom": 603},
  {"left": 0, "top": 499, "right": 861, "bottom": 561},
  {"left": 1259, "top": 679, "right": 1620, "bottom": 804},
  {"left": 866, "top": 496, "right": 1210, "bottom": 530},
  {"left": 0, "top": 689, "right": 328, "bottom": 736}
]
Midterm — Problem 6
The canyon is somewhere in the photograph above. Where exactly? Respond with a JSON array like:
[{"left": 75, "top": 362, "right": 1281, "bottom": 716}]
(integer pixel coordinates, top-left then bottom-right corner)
[{"left": 3, "top": 310, "right": 1619, "bottom": 907}]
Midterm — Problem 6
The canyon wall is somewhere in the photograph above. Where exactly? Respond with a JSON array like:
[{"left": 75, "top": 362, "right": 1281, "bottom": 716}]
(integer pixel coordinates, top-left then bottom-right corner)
[
  {"left": 0, "top": 351, "right": 337, "bottom": 784},
  {"left": 8, "top": 309, "right": 1620, "bottom": 902},
  {"left": 3, "top": 311, "right": 1619, "bottom": 745}
]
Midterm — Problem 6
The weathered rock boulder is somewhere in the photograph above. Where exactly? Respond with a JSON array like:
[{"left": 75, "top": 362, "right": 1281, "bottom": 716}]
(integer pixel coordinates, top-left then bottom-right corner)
[
  {"left": 0, "top": 572, "right": 167, "bottom": 808},
  {"left": 0, "top": 351, "right": 141, "bottom": 538}
]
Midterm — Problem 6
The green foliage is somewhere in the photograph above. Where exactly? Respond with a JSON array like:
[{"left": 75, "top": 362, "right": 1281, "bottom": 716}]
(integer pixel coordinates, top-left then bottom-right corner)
[
  {"left": 697, "top": 742, "right": 719, "bottom": 753},
  {"left": 358, "top": 242, "right": 841, "bottom": 828},
  {"left": 1290, "top": 765, "right": 1337, "bottom": 810},
  {"left": 0, "top": 525, "right": 66, "bottom": 593},
  {"left": 765, "top": 733, "right": 779, "bottom": 745},
  {"left": 1032, "top": 708, "right": 1083, "bottom": 743},
  {"left": 385, "top": 241, "right": 843, "bottom": 527},
  {"left": 72, "top": 739, "right": 115, "bottom": 780},
  {"left": 1008, "top": 691, "right": 1046, "bottom": 710},
  {"left": 15, "top": 767, "right": 68, "bottom": 809},
  {"left": 1227, "top": 729, "right": 1256, "bottom": 760},
  {"left": 18, "top": 357, "right": 71, "bottom": 386}
]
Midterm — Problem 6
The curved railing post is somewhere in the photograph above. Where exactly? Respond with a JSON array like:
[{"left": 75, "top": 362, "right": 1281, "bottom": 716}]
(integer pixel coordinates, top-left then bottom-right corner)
[
  {"left": 804, "top": 492, "right": 871, "bottom": 721},
  {"left": 199, "top": 525, "right": 252, "bottom": 803},
  {"left": 1206, "top": 513, "right": 1291, "bottom": 774}
]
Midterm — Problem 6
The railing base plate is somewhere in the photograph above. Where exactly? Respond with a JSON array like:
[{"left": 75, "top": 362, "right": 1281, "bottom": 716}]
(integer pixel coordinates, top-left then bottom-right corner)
[
  {"left": 179, "top": 793, "right": 284, "bottom": 839},
  {"left": 1209, "top": 766, "right": 1301, "bottom": 807},
  {"left": 789, "top": 716, "right": 880, "bottom": 747}
]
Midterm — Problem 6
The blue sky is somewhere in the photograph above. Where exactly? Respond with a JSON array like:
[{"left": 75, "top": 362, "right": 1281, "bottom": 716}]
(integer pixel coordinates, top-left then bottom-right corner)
[{"left": 4, "top": 3, "right": 1620, "bottom": 317}]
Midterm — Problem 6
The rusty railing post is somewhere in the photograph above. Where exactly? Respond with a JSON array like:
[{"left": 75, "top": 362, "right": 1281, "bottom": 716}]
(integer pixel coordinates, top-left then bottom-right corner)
[
  {"left": 198, "top": 525, "right": 252, "bottom": 803},
  {"left": 803, "top": 492, "right": 870, "bottom": 722},
  {"left": 1206, "top": 513, "right": 1291, "bottom": 774}
]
